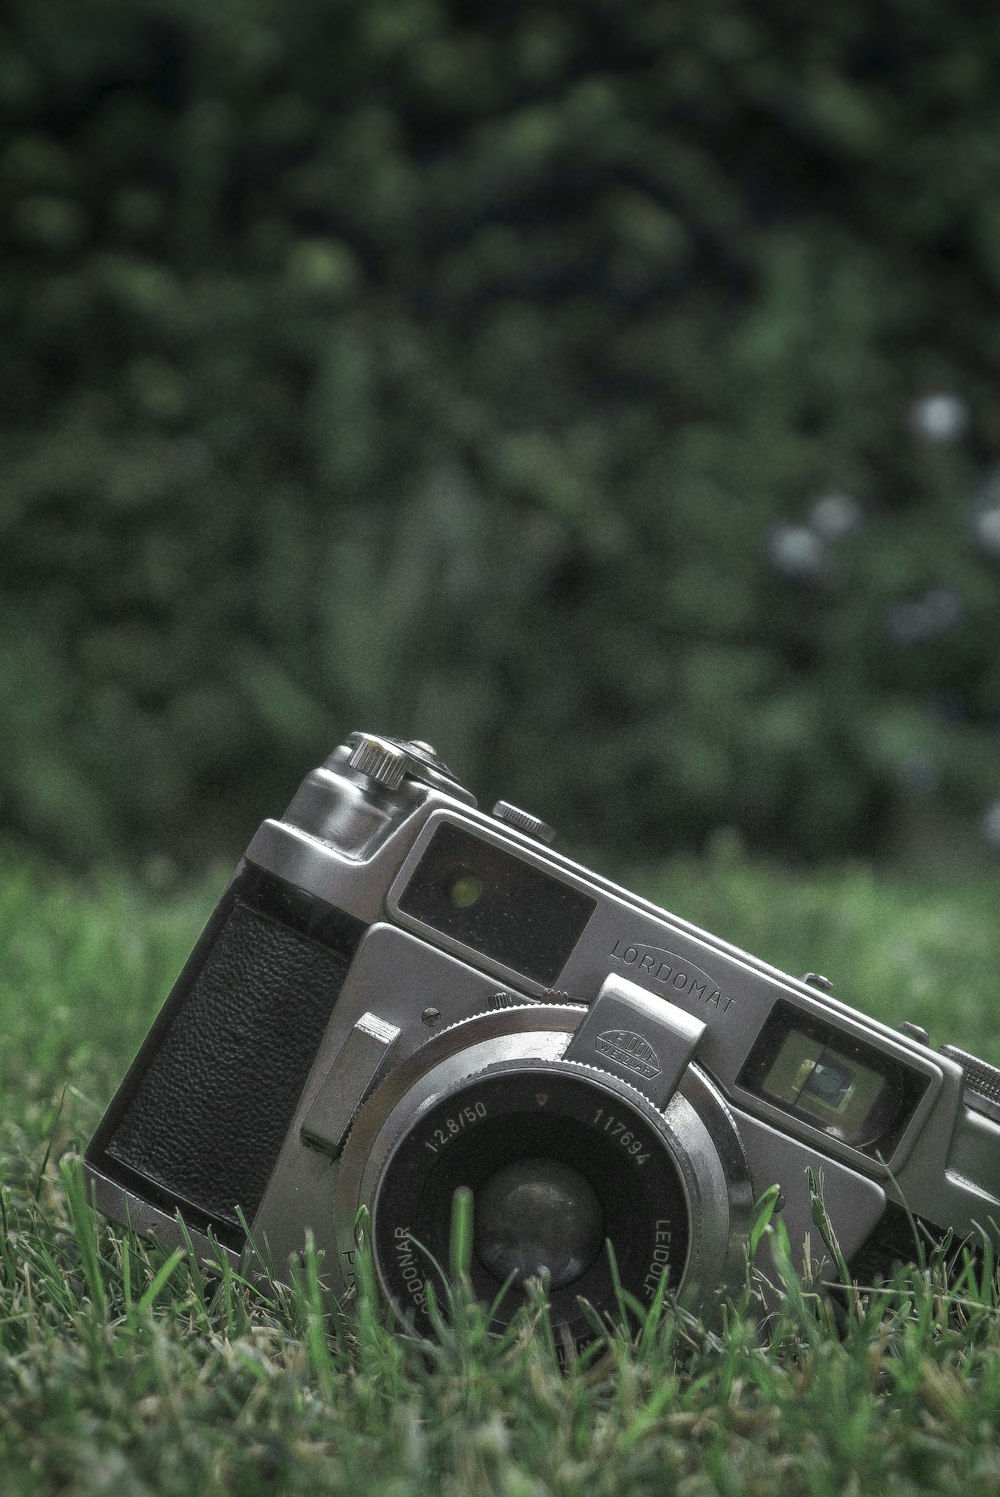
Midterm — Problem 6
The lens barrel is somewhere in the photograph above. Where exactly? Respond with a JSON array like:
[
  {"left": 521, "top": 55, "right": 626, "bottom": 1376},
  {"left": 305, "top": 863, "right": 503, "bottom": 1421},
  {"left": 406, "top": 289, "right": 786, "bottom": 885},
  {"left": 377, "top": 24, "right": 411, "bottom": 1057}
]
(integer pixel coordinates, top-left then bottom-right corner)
[
  {"left": 335, "top": 1004, "right": 752, "bottom": 1353},
  {"left": 373, "top": 1064, "right": 691, "bottom": 1345}
]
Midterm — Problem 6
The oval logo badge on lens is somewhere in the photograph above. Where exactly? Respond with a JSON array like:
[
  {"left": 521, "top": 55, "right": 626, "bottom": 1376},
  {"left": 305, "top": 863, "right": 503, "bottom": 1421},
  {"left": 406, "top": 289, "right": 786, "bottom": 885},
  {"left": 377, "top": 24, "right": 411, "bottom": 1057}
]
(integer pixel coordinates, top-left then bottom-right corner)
[{"left": 595, "top": 1030, "right": 662, "bottom": 1081}]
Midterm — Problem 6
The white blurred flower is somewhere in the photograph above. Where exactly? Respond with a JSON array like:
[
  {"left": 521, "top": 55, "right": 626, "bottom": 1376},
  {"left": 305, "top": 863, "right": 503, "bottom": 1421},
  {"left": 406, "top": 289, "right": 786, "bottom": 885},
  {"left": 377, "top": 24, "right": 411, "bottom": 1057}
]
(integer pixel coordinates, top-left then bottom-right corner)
[
  {"left": 884, "top": 587, "right": 962, "bottom": 644},
  {"left": 973, "top": 505, "right": 1000, "bottom": 560},
  {"left": 909, "top": 391, "right": 970, "bottom": 444},
  {"left": 766, "top": 523, "right": 825, "bottom": 579},
  {"left": 983, "top": 800, "right": 1000, "bottom": 850},
  {"left": 808, "top": 492, "right": 863, "bottom": 540}
]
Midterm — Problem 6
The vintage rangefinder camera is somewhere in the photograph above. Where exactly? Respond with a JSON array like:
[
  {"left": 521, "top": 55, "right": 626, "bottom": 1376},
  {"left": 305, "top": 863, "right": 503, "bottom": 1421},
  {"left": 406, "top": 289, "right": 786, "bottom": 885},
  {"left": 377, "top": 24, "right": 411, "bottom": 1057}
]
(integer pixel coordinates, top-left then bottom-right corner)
[{"left": 86, "top": 732, "right": 1000, "bottom": 1346}]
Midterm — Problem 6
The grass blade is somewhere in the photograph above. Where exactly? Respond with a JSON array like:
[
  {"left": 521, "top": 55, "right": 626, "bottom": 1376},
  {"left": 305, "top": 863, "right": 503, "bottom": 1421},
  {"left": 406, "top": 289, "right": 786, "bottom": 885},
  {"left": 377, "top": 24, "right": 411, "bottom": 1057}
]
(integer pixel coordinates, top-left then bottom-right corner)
[{"left": 59, "top": 1154, "right": 107, "bottom": 1320}]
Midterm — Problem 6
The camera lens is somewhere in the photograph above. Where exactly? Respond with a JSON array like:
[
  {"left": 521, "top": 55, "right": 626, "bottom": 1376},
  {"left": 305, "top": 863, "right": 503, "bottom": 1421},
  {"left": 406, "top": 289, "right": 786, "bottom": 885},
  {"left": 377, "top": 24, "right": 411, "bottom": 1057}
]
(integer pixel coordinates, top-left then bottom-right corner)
[
  {"left": 372, "top": 1065, "right": 691, "bottom": 1350},
  {"left": 474, "top": 1157, "right": 604, "bottom": 1290}
]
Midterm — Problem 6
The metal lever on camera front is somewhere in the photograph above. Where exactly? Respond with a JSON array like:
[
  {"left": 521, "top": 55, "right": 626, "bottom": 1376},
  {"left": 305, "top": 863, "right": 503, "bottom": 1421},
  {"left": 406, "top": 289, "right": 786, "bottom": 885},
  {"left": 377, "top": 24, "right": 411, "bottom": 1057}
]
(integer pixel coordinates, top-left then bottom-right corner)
[
  {"left": 300, "top": 1012, "right": 401, "bottom": 1158},
  {"left": 563, "top": 974, "right": 705, "bottom": 1111}
]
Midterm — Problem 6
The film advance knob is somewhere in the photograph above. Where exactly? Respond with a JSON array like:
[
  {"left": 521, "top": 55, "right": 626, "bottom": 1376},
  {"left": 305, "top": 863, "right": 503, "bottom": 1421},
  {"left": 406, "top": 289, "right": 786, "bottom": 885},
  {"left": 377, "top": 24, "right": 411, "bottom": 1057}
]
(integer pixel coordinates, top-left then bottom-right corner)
[
  {"left": 346, "top": 731, "right": 478, "bottom": 805},
  {"left": 347, "top": 733, "right": 408, "bottom": 791}
]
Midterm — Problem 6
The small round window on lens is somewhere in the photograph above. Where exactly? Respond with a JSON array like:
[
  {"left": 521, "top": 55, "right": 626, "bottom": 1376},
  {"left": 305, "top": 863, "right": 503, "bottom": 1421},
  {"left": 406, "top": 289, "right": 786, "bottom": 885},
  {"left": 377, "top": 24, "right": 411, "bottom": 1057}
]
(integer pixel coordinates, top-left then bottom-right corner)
[{"left": 450, "top": 874, "right": 483, "bottom": 910}]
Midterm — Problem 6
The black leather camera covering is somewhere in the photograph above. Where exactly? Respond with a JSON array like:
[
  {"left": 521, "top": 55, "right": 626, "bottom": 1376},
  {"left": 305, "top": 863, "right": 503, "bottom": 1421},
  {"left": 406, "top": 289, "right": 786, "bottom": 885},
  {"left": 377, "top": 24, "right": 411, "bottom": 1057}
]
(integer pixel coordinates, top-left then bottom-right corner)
[{"left": 99, "top": 892, "right": 356, "bottom": 1240}]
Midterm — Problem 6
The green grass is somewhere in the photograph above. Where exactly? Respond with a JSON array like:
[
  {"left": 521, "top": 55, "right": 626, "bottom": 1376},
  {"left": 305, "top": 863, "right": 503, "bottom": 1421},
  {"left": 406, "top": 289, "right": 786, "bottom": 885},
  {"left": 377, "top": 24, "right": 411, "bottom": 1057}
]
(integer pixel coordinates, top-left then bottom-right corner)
[{"left": 3, "top": 841, "right": 1000, "bottom": 1495}]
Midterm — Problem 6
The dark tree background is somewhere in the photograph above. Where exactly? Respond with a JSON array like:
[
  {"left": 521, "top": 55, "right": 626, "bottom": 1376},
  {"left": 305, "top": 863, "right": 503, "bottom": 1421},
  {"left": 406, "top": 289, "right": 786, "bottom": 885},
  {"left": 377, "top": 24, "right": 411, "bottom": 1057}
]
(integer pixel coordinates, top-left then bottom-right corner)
[{"left": 2, "top": 0, "right": 1000, "bottom": 868}]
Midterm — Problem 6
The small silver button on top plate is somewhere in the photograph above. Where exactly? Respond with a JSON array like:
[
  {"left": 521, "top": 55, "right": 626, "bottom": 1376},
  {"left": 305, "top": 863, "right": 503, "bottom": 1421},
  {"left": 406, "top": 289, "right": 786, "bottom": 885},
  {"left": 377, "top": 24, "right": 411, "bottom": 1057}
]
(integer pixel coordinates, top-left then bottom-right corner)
[{"left": 492, "top": 800, "right": 556, "bottom": 844}]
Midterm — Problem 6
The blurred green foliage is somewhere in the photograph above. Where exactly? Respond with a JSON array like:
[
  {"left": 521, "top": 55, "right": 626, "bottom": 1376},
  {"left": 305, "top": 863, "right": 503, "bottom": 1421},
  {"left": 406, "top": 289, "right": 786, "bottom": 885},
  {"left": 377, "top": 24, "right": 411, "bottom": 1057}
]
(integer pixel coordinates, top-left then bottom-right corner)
[{"left": 2, "top": 0, "right": 1000, "bottom": 866}]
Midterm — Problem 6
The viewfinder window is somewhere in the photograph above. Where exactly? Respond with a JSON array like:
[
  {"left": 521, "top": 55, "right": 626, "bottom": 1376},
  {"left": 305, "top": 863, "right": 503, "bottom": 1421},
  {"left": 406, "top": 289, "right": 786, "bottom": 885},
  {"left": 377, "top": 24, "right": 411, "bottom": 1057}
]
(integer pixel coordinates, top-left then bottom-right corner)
[
  {"left": 739, "top": 1001, "right": 930, "bottom": 1158},
  {"left": 397, "top": 823, "right": 597, "bottom": 986}
]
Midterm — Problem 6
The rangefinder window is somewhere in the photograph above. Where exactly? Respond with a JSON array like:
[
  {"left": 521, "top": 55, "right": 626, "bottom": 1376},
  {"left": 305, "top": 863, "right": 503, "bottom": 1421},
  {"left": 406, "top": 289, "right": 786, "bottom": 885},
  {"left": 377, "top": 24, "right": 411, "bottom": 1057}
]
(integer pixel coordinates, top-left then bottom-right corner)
[
  {"left": 739, "top": 1001, "right": 930, "bottom": 1157},
  {"left": 397, "top": 823, "right": 597, "bottom": 986}
]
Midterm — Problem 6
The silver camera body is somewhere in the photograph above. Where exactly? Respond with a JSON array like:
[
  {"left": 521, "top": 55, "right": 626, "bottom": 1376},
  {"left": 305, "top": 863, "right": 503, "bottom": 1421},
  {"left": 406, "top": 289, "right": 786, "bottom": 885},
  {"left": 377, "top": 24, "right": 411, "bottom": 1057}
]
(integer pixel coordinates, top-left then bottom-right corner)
[{"left": 86, "top": 732, "right": 1000, "bottom": 1345}]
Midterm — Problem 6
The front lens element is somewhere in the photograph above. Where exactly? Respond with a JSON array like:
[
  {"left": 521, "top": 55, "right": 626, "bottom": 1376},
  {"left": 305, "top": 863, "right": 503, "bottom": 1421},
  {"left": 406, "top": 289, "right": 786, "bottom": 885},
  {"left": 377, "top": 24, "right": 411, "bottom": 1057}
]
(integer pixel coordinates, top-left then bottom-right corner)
[{"left": 475, "top": 1157, "right": 604, "bottom": 1290}]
